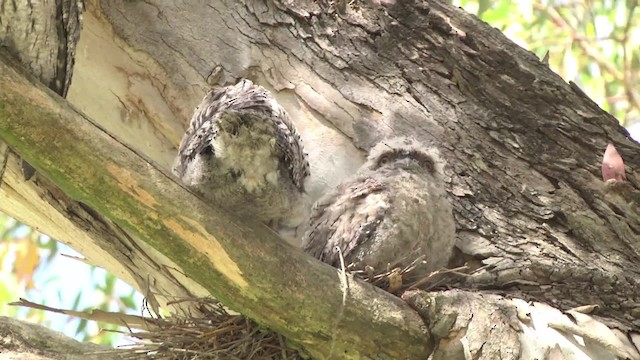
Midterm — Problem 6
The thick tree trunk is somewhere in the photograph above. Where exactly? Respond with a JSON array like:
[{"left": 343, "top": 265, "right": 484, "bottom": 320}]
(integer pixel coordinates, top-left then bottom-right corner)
[
  {"left": 1, "top": 0, "right": 639, "bottom": 359},
  {"left": 0, "top": 53, "right": 429, "bottom": 359}
]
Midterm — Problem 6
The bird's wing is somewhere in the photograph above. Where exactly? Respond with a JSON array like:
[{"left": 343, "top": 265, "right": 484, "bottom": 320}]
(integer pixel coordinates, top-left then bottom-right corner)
[
  {"left": 270, "top": 101, "right": 310, "bottom": 191},
  {"left": 303, "top": 176, "right": 389, "bottom": 266},
  {"left": 172, "top": 89, "right": 224, "bottom": 176}
]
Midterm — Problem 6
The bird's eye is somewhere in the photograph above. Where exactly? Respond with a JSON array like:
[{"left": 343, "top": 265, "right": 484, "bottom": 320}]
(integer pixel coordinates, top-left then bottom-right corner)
[
  {"left": 378, "top": 154, "right": 392, "bottom": 166},
  {"left": 418, "top": 157, "right": 436, "bottom": 173}
]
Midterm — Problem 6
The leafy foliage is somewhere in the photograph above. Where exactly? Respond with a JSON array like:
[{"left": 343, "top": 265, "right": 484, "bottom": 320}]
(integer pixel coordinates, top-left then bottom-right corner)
[
  {"left": 452, "top": 0, "right": 640, "bottom": 126},
  {"left": 0, "top": 213, "right": 142, "bottom": 346}
]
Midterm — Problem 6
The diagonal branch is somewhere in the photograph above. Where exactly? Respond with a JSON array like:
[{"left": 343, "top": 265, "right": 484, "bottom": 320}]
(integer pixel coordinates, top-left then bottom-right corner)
[{"left": 0, "top": 51, "right": 429, "bottom": 359}]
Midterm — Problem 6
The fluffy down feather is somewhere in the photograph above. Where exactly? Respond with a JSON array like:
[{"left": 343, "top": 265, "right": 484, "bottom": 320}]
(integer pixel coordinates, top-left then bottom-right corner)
[
  {"left": 303, "top": 137, "right": 456, "bottom": 278},
  {"left": 173, "top": 80, "right": 311, "bottom": 242}
]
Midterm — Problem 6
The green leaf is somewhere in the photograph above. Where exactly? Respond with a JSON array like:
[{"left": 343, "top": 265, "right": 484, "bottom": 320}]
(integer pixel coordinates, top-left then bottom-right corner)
[
  {"left": 481, "top": 0, "right": 513, "bottom": 24},
  {"left": 76, "top": 318, "right": 88, "bottom": 336},
  {"left": 119, "top": 294, "right": 137, "bottom": 310},
  {"left": 478, "top": 0, "right": 491, "bottom": 17},
  {"left": 71, "top": 290, "right": 82, "bottom": 311},
  {"left": 104, "top": 273, "right": 116, "bottom": 295}
]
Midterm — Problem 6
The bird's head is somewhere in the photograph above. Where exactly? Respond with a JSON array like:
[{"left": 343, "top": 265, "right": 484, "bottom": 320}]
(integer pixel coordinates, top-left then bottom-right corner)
[
  {"left": 208, "top": 78, "right": 255, "bottom": 103},
  {"left": 365, "top": 137, "right": 444, "bottom": 176}
]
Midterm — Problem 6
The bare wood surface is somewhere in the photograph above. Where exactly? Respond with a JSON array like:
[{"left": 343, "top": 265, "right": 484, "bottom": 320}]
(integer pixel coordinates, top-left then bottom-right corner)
[
  {"left": 1, "top": 0, "right": 640, "bottom": 358},
  {"left": 0, "top": 52, "right": 430, "bottom": 359},
  {"left": 96, "top": 0, "right": 640, "bottom": 328}
]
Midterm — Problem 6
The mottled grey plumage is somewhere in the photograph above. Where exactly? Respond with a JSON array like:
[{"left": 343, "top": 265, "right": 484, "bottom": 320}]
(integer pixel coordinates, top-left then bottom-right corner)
[
  {"left": 173, "top": 79, "right": 311, "bottom": 238},
  {"left": 303, "top": 137, "right": 456, "bottom": 277}
]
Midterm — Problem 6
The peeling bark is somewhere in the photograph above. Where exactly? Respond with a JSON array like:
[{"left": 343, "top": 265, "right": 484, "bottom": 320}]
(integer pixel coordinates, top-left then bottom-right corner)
[
  {"left": 403, "top": 290, "right": 640, "bottom": 360},
  {"left": 0, "top": 53, "right": 430, "bottom": 359},
  {"left": 0, "top": 0, "right": 82, "bottom": 96},
  {"left": 1, "top": 0, "right": 639, "bottom": 358},
  {"left": 0, "top": 0, "right": 203, "bottom": 318},
  {"left": 95, "top": 0, "right": 640, "bottom": 328}
]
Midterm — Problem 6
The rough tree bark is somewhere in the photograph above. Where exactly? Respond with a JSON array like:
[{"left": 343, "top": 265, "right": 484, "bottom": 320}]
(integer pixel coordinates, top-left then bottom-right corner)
[
  {"left": 0, "top": 316, "right": 119, "bottom": 360},
  {"left": 0, "top": 0, "right": 639, "bottom": 359},
  {"left": 0, "top": 53, "right": 429, "bottom": 359}
]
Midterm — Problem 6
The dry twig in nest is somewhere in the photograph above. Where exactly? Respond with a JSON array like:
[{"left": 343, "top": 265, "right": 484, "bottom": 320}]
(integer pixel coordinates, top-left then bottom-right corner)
[
  {"left": 102, "top": 297, "right": 303, "bottom": 360},
  {"left": 107, "top": 257, "right": 465, "bottom": 359},
  {"left": 13, "top": 249, "right": 474, "bottom": 360},
  {"left": 346, "top": 251, "right": 469, "bottom": 294}
]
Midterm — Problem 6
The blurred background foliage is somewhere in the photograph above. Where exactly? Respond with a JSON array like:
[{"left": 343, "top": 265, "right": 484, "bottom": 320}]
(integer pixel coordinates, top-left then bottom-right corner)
[
  {"left": 0, "top": 0, "right": 638, "bottom": 348},
  {"left": 0, "top": 215, "right": 142, "bottom": 346},
  {"left": 451, "top": 0, "right": 639, "bottom": 129}
]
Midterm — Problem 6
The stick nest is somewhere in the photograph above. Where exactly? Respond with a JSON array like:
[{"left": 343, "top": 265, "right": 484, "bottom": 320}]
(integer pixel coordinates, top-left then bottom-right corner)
[
  {"left": 110, "top": 298, "right": 304, "bottom": 359},
  {"left": 105, "top": 253, "right": 461, "bottom": 359}
]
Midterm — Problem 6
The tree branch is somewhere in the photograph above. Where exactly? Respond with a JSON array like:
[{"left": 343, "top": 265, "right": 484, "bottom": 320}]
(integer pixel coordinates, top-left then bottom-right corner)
[
  {"left": 0, "top": 316, "right": 119, "bottom": 360},
  {"left": 0, "top": 52, "right": 429, "bottom": 359}
]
